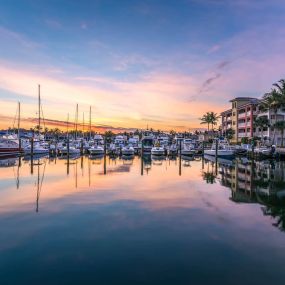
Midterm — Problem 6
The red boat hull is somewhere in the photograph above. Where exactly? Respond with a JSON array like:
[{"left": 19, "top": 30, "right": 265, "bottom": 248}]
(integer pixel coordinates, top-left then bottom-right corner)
[{"left": 0, "top": 148, "right": 23, "bottom": 158}]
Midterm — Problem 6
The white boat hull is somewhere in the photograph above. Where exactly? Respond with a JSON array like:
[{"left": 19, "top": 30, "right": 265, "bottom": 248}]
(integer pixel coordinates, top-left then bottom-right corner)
[
  {"left": 89, "top": 148, "right": 104, "bottom": 155},
  {"left": 181, "top": 149, "right": 195, "bottom": 156},
  {"left": 24, "top": 148, "right": 49, "bottom": 155},
  {"left": 60, "top": 148, "right": 80, "bottom": 155},
  {"left": 151, "top": 147, "right": 165, "bottom": 156},
  {"left": 254, "top": 148, "right": 271, "bottom": 156},
  {"left": 122, "top": 148, "right": 135, "bottom": 155},
  {"left": 204, "top": 149, "right": 235, "bottom": 158}
]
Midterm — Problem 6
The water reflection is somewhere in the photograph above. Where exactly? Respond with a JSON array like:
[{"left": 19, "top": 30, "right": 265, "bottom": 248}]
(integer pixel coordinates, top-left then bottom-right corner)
[
  {"left": 1, "top": 155, "right": 285, "bottom": 284},
  {"left": 215, "top": 158, "right": 285, "bottom": 232}
]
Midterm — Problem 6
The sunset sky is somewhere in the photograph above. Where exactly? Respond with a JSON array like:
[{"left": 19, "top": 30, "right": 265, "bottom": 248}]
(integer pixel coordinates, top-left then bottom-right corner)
[{"left": 0, "top": 0, "right": 284, "bottom": 132}]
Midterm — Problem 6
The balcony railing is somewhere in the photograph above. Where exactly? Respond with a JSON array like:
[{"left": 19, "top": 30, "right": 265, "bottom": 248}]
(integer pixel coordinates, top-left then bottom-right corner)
[{"left": 238, "top": 112, "right": 246, "bottom": 118}]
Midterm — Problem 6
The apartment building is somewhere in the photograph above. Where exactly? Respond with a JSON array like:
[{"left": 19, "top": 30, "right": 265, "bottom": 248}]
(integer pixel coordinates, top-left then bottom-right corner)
[
  {"left": 221, "top": 96, "right": 285, "bottom": 145},
  {"left": 221, "top": 97, "right": 259, "bottom": 143}
]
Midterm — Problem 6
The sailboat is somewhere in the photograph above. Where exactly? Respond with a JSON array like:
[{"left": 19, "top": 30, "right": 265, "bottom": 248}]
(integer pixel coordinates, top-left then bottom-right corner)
[
  {"left": 0, "top": 102, "right": 23, "bottom": 158},
  {"left": 24, "top": 85, "right": 49, "bottom": 155}
]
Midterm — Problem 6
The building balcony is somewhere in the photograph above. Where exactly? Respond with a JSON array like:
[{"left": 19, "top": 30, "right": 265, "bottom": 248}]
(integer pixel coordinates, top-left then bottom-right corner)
[
  {"left": 246, "top": 111, "right": 251, "bottom": 116},
  {"left": 238, "top": 113, "right": 246, "bottom": 118},
  {"left": 238, "top": 123, "right": 246, "bottom": 128},
  {"left": 238, "top": 133, "right": 247, "bottom": 138}
]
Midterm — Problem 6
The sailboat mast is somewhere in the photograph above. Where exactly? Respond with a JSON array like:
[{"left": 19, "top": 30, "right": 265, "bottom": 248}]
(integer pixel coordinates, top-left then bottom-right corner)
[
  {"left": 89, "top": 106, "right": 91, "bottom": 140},
  {"left": 83, "top": 112, "right": 85, "bottom": 138},
  {"left": 67, "top": 113, "right": 69, "bottom": 134},
  {"left": 38, "top": 85, "right": 41, "bottom": 136},
  {"left": 75, "top": 103, "right": 78, "bottom": 140},
  {"left": 18, "top": 101, "right": 21, "bottom": 148}
]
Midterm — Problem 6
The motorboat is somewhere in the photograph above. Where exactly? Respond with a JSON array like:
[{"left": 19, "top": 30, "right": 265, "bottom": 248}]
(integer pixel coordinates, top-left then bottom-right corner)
[
  {"left": 107, "top": 143, "right": 118, "bottom": 155},
  {"left": 168, "top": 143, "right": 177, "bottom": 155},
  {"left": 24, "top": 142, "right": 49, "bottom": 155},
  {"left": 94, "top": 134, "right": 104, "bottom": 145},
  {"left": 157, "top": 136, "right": 169, "bottom": 148},
  {"left": 204, "top": 138, "right": 235, "bottom": 158},
  {"left": 114, "top": 135, "right": 125, "bottom": 148},
  {"left": 181, "top": 139, "right": 195, "bottom": 156},
  {"left": 181, "top": 145, "right": 195, "bottom": 156},
  {"left": 121, "top": 145, "right": 135, "bottom": 156},
  {"left": 141, "top": 135, "right": 154, "bottom": 153},
  {"left": 151, "top": 144, "right": 165, "bottom": 156},
  {"left": 0, "top": 138, "right": 23, "bottom": 158},
  {"left": 89, "top": 145, "right": 104, "bottom": 155},
  {"left": 254, "top": 146, "right": 272, "bottom": 157},
  {"left": 59, "top": 146, "right": 80, "bottom": 156},
  {"left": 128, "top": 136, "right": 140, "bottom": 154}
]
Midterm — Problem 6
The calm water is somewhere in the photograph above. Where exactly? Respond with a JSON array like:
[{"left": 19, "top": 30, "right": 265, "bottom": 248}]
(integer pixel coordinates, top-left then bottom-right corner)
[{"left": 0, "top": 154, "right": 285, "bottom": 285}]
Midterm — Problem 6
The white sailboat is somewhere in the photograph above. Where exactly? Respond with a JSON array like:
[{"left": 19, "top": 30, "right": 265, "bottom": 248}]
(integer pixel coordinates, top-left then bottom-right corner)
[{"left": 0, "top": 102, "right": 23, "bottom": 158}]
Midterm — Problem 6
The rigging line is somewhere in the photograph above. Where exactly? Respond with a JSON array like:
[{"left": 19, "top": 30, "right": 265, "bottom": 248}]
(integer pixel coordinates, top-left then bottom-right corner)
[
  {"left": 41, "top": 105, "right": 46, "bottom": 131},
  {"left": 12, "top": 105, "right": 18, "bottom": 130}
]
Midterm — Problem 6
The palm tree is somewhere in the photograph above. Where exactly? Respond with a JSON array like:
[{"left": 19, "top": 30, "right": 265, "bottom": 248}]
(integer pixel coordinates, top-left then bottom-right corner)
[
  {"left": 260, "top": 80, "right": 285, "bottom": 143},
  {"left": 254, "top": 116, "right": 270, "bottom": 140},
  {"left": 209, "top": 112, "right": 220, "bottom": 131},
  {"left": 200, "top": 112, "right": 211, "bottom": 132},
  {"left": 273, "top": 79, "right": 285, "bottom": 97},
  {"left": 274, "top": 121, "right": 285, "bottom": 147}
]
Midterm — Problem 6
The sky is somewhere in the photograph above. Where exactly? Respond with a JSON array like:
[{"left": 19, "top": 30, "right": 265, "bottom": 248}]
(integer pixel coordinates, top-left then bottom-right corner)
[{"left": 0, "top": 0, "right": 285, "bottom": 132}]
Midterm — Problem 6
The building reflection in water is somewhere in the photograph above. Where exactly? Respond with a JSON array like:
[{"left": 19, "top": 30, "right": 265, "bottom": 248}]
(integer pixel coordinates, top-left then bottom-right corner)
[{"left": 215, "top": 158, "right": 285, "bottom": 232}]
